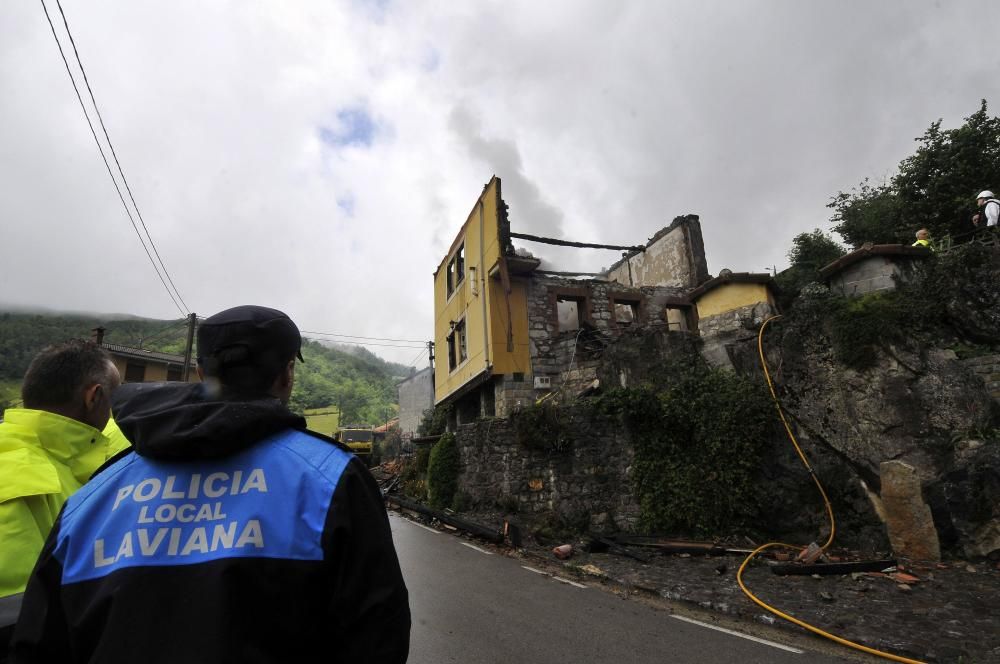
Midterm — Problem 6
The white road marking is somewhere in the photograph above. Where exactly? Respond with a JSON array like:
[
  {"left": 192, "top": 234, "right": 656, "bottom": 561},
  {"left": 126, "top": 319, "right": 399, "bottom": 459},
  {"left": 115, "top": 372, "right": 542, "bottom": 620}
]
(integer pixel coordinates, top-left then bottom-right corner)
[
  {"left": 521, "top": 566, "right": 548, "bottom": 575},
  {"left": 670, "top": 615, "right": 803, "bottom": 654},
  {"left": 460, "top": 542, "right": 493, "bottom": 555},
  {"left": 409, "top": 522, "right": 440, "bottom": 535},
  {"left": 553, "top": 576, "right": 588, "bottom": 589}
]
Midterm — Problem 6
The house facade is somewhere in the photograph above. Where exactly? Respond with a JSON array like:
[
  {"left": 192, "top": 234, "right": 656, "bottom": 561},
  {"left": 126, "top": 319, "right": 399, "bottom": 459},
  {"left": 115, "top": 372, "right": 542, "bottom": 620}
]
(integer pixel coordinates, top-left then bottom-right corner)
[
  {"left": 397, "top": 367, "right": 434, "bottom": 438},
  {"left": 102, "top": 343, "right": 201, "bottom": 384}
]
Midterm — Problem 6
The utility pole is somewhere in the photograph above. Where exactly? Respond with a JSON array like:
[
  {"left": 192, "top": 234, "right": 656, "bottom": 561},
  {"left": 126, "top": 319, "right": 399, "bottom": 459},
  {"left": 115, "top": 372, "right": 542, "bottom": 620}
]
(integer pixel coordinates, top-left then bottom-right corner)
[
  {"left": 426, "top": 340, "right": 436, "bottom": 413},
  {"left": 181, "top": 313, "right": 197, "bottom": 382}
]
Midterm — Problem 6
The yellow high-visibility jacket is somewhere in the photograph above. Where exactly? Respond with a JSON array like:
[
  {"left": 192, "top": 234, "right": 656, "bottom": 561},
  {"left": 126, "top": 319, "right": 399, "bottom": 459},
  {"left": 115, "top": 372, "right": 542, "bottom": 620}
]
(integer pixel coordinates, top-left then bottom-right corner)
[{"left": 0, "top": 409, "right": 131, "bottom": 599}]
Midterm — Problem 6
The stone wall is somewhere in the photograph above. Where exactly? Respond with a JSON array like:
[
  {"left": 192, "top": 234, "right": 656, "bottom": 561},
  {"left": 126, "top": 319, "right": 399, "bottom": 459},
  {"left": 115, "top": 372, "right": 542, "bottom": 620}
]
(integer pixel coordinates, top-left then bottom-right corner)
[
  {"left": 697, "top": 301, "right": 778, "bottom": 370},
  {"left": 493, "top": 374, "right": 534, "bottom": 418},
  {"left": 525, "top": 274, "right": 685, "bottom": 378},
  {"left": 697, "top": 301, "right": 777, "bottom": 338},
  {"left": 827, "top": 256, "right": 921, "bottom": 298},
  {"left": 962, "top": 353, "right": 1000, "bottom": 403},
  {"left": 454, "top": 407, "right": 639, "bottom": 530},
  {"left": 606, "top": 215, "right": 709, "bottom": 288}
]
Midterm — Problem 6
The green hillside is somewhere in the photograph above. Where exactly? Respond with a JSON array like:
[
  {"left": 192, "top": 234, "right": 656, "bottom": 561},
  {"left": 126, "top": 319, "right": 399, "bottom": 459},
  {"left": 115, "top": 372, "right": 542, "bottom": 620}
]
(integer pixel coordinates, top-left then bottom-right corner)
[
  {"left": 0, "top": 310, "right": 407, "bottom": 424},
  {"left": 302, "top": 406, "right": 341, "bottom": 437}
]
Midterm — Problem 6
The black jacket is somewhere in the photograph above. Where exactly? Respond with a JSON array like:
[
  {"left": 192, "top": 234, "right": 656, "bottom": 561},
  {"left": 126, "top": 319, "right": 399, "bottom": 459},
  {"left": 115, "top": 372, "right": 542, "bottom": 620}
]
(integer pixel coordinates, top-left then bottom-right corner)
[{"left": 11, "top": 383, "right": 410, "bottom": 663}]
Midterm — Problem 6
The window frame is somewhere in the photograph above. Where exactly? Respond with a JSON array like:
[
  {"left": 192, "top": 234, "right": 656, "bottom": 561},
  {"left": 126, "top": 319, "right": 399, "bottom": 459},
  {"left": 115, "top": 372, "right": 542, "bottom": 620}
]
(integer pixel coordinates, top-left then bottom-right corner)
[
  {"left": 547, "top": 286, "right": 592, "bottom": 333},
  {"left": 446, "top": 317, "right": 469, "bottom": 373},
  {"left": 445, "top": 242, "right": 466, "bottom": 299},
  {"left": 609, "top": 293, "right": 643, "bottom": 330}
]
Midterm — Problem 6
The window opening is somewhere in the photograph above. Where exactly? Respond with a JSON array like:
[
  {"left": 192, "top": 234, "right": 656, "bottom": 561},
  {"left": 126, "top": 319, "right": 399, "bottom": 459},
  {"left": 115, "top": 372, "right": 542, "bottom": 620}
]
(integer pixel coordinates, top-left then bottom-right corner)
[
  {"left": 665, "top": 307, "right": 688, "bottom": 331},
  {"left": 556, "top": 297, "right": 583, "bottom": 331},
  {"left": 446, "top": 243, "right": 465, "bottom": 298},
  {"left": 124, "top": 362, "right": 146, "bottom": 383},
  {"left": 167, "top": 365, "right": 183, "bottom": 382},
  {"left": 447, "top": 319, "right": 468, "bottom": 371},
  {"left": 457, "top": 319, "right": 467, "bottom": 363},
  {"left": 613, "top": 301, "right": 638, "bottom": 326}
]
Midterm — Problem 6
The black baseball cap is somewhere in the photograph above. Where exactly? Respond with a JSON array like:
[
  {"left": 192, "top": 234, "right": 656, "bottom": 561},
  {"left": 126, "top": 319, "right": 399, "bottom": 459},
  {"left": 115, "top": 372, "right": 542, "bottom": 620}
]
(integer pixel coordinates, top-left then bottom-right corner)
[{"left": 197, "top": 305, "right": 304, "bottom": 374}]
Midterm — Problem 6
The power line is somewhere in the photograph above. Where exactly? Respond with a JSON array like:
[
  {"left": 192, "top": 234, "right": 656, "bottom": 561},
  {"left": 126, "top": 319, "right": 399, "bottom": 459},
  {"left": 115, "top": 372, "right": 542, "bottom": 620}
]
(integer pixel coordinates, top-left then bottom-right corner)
[
  {"left": 302, "top": 335, "right": 424, "bottom": 350},
  {"left": 405, "top": 347, "right": 427, "bottom": 367},
  {"left": 38, "top": 0, "right": 187, "bottom": 317},
  {"left": 123, "top": 318, "right": 189, "bottom": 348},
  {"left": 54, "top": 0, "right": 189, "bottom": 314},
  {"left": 300, "top": 330, "right": 427, "bottom": 344}
]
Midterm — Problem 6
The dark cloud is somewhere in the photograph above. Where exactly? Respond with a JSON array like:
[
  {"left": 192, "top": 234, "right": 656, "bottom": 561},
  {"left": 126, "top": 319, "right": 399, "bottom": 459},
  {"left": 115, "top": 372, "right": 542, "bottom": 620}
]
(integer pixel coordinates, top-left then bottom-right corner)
[{"left": 448, "top": 105, "right": 565, "bottom": 238}]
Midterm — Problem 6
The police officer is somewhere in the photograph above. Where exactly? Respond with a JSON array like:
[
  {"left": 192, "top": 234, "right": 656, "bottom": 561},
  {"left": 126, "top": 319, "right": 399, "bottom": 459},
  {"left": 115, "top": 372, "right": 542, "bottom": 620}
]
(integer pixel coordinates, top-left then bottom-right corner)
[
  {"left": 11, "top": 306, "right": 410, "bottom": 663},
  {"left": 0, "top": 341, "right": 128, "bottom": 655}
]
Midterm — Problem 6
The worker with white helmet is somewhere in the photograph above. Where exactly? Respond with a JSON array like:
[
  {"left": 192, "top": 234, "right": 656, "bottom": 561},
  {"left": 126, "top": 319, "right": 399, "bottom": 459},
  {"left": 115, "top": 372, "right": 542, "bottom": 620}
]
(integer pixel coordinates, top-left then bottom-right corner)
[{"left": 973, "top": 190, "right": 999, "bottom": 228}]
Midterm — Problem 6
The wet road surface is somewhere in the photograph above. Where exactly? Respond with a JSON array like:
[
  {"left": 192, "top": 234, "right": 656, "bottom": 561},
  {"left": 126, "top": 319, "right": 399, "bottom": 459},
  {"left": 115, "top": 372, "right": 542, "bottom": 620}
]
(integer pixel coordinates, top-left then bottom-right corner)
[{"left": 390, "top": 514, "right": 854, "bottom": 663}]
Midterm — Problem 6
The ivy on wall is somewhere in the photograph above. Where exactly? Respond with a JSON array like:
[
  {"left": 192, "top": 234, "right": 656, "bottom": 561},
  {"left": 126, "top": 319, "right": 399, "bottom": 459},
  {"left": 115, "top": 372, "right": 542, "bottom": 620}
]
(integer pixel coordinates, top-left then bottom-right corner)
[
  {"left": 596, "top": 358, "right": 774, "bottom": 536},
  {"left": 510, "top": 401, "right": 571, "bottom": 452}
]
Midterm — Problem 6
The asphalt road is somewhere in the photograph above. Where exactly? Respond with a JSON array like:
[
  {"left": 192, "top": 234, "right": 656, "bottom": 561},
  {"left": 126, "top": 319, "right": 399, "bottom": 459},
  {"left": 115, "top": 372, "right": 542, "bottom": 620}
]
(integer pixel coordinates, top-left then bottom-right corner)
[{"left": 390, "top": 514, "right": 854, "bottom": 664}]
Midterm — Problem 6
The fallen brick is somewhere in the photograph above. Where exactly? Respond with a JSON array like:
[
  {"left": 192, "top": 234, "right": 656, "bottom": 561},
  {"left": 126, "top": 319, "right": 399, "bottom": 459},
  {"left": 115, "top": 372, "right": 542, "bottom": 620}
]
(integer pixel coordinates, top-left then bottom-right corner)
[{"left": 553, "top": 544, "right": 573, "bottom": 560}]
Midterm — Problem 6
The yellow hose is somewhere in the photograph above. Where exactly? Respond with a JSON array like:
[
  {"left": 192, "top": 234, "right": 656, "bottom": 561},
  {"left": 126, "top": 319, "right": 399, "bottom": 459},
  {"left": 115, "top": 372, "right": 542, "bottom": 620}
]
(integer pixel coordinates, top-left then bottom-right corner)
[{"left": 736, "top": 315, "right": 924, "bottom": 664}]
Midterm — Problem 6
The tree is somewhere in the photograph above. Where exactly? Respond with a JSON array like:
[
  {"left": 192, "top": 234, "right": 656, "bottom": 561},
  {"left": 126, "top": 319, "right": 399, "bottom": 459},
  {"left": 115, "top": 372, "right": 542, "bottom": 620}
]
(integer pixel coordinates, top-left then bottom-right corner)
[
  {"left": 788, "top": 229, "right": 846, "bottom": 273},
  {"left": 830, "top": 100, "right": 1000, "bottom": 247},
  {"left": 776, "top": 229, "right": 846, "bottom": 296}
]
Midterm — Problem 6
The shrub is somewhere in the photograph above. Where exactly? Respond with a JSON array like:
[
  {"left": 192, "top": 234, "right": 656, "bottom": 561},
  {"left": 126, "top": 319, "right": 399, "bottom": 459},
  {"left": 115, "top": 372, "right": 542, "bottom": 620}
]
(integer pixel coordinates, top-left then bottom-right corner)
[
  {"left": 427, "top": 433, "right": 460, "bottom": 510},
  {"left": 417, "top": 404, "right": 452, "bottom": 437}
]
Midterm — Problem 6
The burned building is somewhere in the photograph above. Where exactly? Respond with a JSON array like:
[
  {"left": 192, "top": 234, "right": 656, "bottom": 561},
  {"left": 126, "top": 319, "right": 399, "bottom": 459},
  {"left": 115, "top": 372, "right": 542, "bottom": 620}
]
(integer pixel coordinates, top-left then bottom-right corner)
[{"left": 432, "top": 176, "right": 777, "bottom": 424}]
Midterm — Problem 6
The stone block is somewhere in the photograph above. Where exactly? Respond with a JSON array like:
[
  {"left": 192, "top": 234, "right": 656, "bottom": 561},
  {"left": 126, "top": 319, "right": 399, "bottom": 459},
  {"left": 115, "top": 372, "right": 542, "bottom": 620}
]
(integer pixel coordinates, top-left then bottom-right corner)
[{"left": 880, "top": 460, "right": 941, "bottom": 562}]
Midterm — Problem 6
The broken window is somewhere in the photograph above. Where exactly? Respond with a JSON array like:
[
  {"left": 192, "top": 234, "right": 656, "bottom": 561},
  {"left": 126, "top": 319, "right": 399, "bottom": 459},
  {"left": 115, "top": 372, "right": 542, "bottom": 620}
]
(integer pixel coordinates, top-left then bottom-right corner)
[
  {"left": 447, "top": 319, "right": 467, "bottom": 371},
  {"left": 665, "top": 307, "right": 688, "bottom": 331},
  {"left": 446, "top": 243, "right": 465, "bottom": 298},
  {"left": 457, "top": 319, "right": 467, "bottom": 362},
  {"left": 612, "top": 299, "right": 640, "bottom": 326},
  {"left": 556, "top": 296, "right": 584, "bottom": 331}
]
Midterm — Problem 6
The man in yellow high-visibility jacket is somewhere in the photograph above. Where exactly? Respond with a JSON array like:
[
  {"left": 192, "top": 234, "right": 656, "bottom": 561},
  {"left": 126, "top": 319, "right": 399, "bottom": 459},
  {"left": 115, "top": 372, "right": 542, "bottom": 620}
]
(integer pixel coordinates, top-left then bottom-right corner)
[
  {"left": 0, "top": 340, "right": 129, "bottom": 645},
  {"left": 912, "top": 228, "right": 933, "bottom": 250}
]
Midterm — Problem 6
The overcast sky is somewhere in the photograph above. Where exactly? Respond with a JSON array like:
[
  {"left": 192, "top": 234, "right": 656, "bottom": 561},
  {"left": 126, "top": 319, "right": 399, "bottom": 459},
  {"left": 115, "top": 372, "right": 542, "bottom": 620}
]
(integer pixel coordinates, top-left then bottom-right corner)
[{"left": 1, "top": 0, "right": 995, "bottom": 365}]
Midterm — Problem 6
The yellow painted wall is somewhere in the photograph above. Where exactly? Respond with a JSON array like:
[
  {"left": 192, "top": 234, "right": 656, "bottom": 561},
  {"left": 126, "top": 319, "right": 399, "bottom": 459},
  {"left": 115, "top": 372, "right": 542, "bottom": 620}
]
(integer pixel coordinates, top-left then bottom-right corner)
[
  {"left": 487, "top": 275, "right": 531, "bottom": 375},
  {"left": 695, "top": 283, "right": 774, "bottom": 319},
  {"left": 110, "top": 355, "right": 200, "bottom": 383},
  {"left": 434, "top": 177, "right": 531, "bottom": 404}
]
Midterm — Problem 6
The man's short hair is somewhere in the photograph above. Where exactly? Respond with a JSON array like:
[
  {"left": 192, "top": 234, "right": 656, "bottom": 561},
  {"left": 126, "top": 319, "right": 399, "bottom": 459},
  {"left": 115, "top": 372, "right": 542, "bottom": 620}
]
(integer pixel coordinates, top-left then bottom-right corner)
[
  {"left": 197, "top": 305, "right": 303, "bottom": 395},
  {"left": 21, "top": 340, "right": 115, "bottom": 409}
]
